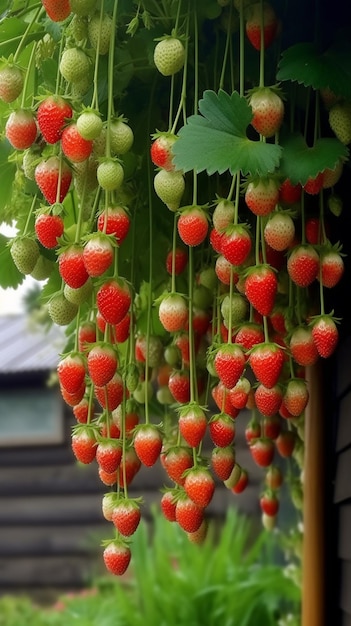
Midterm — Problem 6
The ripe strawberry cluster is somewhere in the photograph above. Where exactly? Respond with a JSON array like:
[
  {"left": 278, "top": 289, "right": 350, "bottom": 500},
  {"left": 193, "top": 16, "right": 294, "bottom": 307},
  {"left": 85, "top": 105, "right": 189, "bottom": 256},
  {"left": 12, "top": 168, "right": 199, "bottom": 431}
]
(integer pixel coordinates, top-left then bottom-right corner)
[{"left": 0, "top": 0, "right": 348, "bottom": 580}]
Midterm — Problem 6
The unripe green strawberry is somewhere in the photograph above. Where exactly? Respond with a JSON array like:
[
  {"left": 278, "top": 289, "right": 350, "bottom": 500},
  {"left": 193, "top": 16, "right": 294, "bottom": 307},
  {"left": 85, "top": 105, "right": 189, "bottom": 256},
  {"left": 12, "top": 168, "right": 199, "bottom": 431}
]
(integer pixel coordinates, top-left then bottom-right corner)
[
  {"left": 59, "top": 47, "right": 91, "bottom": 84},
  {"left": 68, "top": 14, "right": 89, "bottom": 41},
  {"left": 30, "top": 255, "right": 55, "bottom": 280},
  {"left": 76, "top": 109, "right": 103, "bottom": 140},
  {"left": 154, "top": 36, "right": 185, "bottom": 76},
  {"left": 110, "top": 118, "right": 134, "bottom": 155},
  {"left": 88, "top": 11, "right": 113, "bottom": 55},
  {"left": 154, "top": 169, "right": 185, "bottom": 211},
  {"left": 248, "top": 86, "right": 284, "bottom": 138},
  {"left": 220, "top": 292, "right": 248, "bottom": 328},
  {"left": 64, "top": 279, "right": 93, "bottom": 305},
  {"left": 212, "top": 198, "right": 235, "bottom": 231},
  {"left": 48, "top": 293, "right": 78, "bottom": 325},
  {"left": 328, "top": 101, "right": 351, "bottom": 144},
  {"left": 0, "top": 63, "right": 24, "bottom": 103},
  {"left": 22, "top": 148, "right": 41, "bottom": 180},
  {"left": 71, "top": 0, "right": 97, "bottom": 16},
  {"left": 97, "top": 158, "right": 124, "bottom": 191},
  {"left": 10, "top": 237, "right": 40, "bottom": 274}
]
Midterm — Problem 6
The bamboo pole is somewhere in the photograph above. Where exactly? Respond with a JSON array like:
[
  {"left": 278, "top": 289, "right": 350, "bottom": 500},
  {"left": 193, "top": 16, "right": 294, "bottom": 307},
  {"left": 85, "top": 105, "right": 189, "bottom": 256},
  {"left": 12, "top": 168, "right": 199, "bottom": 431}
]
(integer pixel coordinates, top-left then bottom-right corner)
[{"left": 302, "top": 362, "right": 325, "bottom": 626}]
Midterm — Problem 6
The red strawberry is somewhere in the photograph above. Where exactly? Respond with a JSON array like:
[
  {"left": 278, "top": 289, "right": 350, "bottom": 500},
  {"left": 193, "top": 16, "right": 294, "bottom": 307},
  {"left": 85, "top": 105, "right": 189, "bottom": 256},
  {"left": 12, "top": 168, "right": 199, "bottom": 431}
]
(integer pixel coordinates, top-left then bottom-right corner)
[
  {"left": 254, "top": 383, "right": 283, "bottom": 417},
  {"left": 0, "top": 63, "right": 23, "bottom": 103},
  {"left": 133, "top": 423, "right": 163, "bottom": 467},
  {"left": 221, "top": 224, "right": 252, "bottom": 266},
  {"left": 319, "top": 247, "right": 344, "bottom": 288},
  {"left": 262, "top": 415, "right": 282, "bottom": 440},
  {"left": 158, "top": 293, "right": 188, "bottom": 332},
  {"left": 61, "top": 122, "right": 93, "bottom": 163},
  {"left": 263, "top": 211, "right": 295, "bottom": 251},
  {"left": 72, "top": 396, "right": 91, "bottom": 423},
  {"left": 112, "top": 403, "right": 139, "bottom": 439},
  {"left": 187, "top": 519, "right": 208, "bottom": 544},
  {"left": 228, "top": 377, "right": 251, "bottom": 409},
  {"left": 35, "top": 155, "right": 72, "bottom": 204},
  {"left": 245, "top": 1, "right": 278, "bottom": 50},
  {"left": 168, "top": 369, "right": 191, "bottom": 403},
  {"left": 213, "top": 343, "right": 246, "bottom": 389},
  {"left": 231, "top": 467, "right": 249, "bottom": 494},
  {"left": 103, "top": 539, "right": 131, "bottom": 576},
  {"left": 97, "top": 278, "right": 131, "bottom": 325},
  {"left": 250, "top": 436, "right": 275, "bottom": 467},
  {"left": 223, "top": 462, "right": 242, "bottom": 489},
  {"left": 5, "top": 108, "right": 37, "bottom": 150},
  {"left": 150, "top": 132, "right": 177, "bottom": 171},
  {"left": 87, "top": 343, "right": 118, "bottom": 387},
  {"left": 289, "top": 325, "right": 319, "bottom": 366},
  {"left": 118, "top": 446, "right": 142, "bottom": 488},
  {"left": 175, "top": 493, "right": 204, "bottom": 532},
  {"left": 78, "top": 322, "right": 96, "bottom": 352},
  {"left": 94, "top": 372, "right": 124, "bottom": 411},
  {"left": 60, "top": 382, "right": 85, "bottom": 407},
  {"left": 210, "top": 227, "right": 224, "bottom": 254},
  {"left": 211, "top": 381, "right": 240, "bottom": 418},
  {"left": 287, "top": 244, "right": 320, "bottom": 287},
  {"left": 71, "top": 425, "right": 97, "bottom": 464},
  {"left": 97, "top": 205, "right": 130, "bottom": 245},
  {"left": 283, "top": 378, "right": 309, "bottom": 417},
  {"left": 245, "top": 177, "right": 279, "bottom": 217},
  {"left": 96, "top": 439, "right": 122, "bottom": 473},
  {"left": 83, "top": 233, "right": 114, "bottom": 277},
  {"left": 260, "top": 490, "right": 279, "bottom": 516},
  {"left": 248, "top": 86, "right": 284, "bottom": 138},
  {"left": 160, "top": 489, "right": 178, "bottom": 521},
  {"left": 211, "top": 445, "right": 236, "bottom": 481},
  {"left": 57, "top": 352, "right": 86, "bottom": 394},
  {"left": 279, "top": 178, "right": 302, "bottom": 205},
  {"left": 177, "top": 205, "right": 209, "bottom": 247},
  {"left": 215, "top": 254, "right": 238, "bottom": 285},
  {"left": 166, "top": 247, "right": 188, "bottom": 275},
  {"left": 265, "top": 465, "right": 283, "bottom": 490},
  {"left": 178, "top": 402, "right": 207, "bottom": 447},
  {"left": 35, "top": 211, "right": 64, "bottom": 249},
  {"left": 112, "top": 498, "right": 141, "bottom": 536},
  {"left": 209, "top": 412, "right": 236, "bottom": 447},
  {"left": 58, "top": 243, "right": 89, "bottom": 288},
  {"left": 311, "top": 315, "right": 339, "bottom": 358},
  {"left": 37, "top": 95, "right": 73, "bottom": 143},
  {"left": 163, "top": 445, "right": 193, "bottom": 485},
  {"left": 245, "top": 417, "right": 261, "bottom": 443},
  {"left": 41, "top": 0, "right": 71, "bottom": 21},
  {"left": 235, "top": 322, "right": 265, "bottom": 353},
  {"left": 249, "top": 342, "right": 285, "bottom": 388},
  {"left": 305, "top": 217, "right": 331, "bottom": 245},
  {"left": 244, "top": 264, "right": 277, "bottom": 316},
  {"left": 183, "top": 467, "right": 215, "bottom": 508},
  {"left": 113, "top": 313, "right": 131, "bottom": 344},
  {"left": 275, "top": 430, "right": 296, "bottom": 457},
  {"left": 303, "top": 172, "right": 324, "bottom": 195}
]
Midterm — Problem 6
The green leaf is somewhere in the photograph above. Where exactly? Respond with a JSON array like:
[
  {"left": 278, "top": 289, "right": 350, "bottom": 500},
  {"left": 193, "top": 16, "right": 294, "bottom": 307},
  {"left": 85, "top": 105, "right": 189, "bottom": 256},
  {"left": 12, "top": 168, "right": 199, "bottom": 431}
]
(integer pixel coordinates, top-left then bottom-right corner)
[
  {"left": 279, "top": 132, "right": 349, "bottom": 185},
  {"left": 172, "top": 89, "right": 282, "bottom": 177},
  {"left": 277, "top": 40, "right": 351, "bottom": 99},
  {"left": 0, "top": 234, "right": 24, "bottom": 289}
]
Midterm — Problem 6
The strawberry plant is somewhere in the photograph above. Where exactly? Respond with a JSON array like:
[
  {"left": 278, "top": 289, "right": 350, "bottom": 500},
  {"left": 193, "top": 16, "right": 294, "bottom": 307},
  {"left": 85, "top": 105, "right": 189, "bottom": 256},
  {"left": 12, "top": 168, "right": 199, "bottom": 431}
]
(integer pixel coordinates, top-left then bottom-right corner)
[{"left": 0, "top": 5, "right": 350, "bottom": 621}]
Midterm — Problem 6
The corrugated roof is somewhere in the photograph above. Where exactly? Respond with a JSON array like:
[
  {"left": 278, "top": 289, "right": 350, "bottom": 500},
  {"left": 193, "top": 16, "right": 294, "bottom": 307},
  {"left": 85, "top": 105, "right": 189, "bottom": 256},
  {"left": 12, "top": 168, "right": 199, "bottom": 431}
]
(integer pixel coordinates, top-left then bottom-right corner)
[{"left": 0, "top": 314, "right": 65, "bottom": 374}]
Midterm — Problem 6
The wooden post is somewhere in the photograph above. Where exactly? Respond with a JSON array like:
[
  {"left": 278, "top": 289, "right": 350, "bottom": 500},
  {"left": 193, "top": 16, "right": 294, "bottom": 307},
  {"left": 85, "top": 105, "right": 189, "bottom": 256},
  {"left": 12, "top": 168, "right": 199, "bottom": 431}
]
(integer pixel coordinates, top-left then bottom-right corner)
[{"left": 302, "top": 363, "right": 325, "bottom": 626}]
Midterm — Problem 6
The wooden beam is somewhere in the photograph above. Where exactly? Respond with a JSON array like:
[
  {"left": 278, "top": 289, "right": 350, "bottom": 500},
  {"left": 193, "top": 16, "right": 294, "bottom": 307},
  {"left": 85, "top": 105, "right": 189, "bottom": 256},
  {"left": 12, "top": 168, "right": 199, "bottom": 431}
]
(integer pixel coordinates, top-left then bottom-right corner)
[{"left": 302, "top": 363, "right": 325, "bottom": 626}]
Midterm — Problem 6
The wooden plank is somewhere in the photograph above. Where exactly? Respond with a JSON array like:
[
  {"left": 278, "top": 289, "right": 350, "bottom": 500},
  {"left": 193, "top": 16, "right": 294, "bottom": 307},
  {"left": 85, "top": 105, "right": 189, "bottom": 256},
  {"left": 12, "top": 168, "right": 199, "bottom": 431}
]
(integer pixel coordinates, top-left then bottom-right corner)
[
  {"left": 0, "top": 494, "right": 105, "bottom": 525},
  {"left": 334, "top": 447, "right": 351, "bottom": 503},
  {"left": 336, "top": 393, "right": 351, "bottom": 452},
  {"left": 335, "top": 335, "right": 351, "bottom": 398},
  {"left": 340, "top": 560, "right": 351, "bottom": 616},
  {"left": 0, "top": 555, "right": 105, "bottom": 588},
  {"left": 338, "top": 504, "right": 351, "bottom": 560},
  {"left": 0, "top": 524, "right": 109, "bottom": 556}
]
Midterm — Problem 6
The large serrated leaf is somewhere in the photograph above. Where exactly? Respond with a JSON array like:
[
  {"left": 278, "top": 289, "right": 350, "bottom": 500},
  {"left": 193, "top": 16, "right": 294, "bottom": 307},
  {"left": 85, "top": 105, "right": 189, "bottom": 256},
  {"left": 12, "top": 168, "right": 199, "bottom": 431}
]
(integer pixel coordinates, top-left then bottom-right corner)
[
  {"left": 0, "top": 234, "right": 24, "bottom": 289},
  {"left": 279, "top": 132, "right": 349, "bottom": 185},
  {"left": 172, "top": 90, "right": 282, "bottom": 177}
]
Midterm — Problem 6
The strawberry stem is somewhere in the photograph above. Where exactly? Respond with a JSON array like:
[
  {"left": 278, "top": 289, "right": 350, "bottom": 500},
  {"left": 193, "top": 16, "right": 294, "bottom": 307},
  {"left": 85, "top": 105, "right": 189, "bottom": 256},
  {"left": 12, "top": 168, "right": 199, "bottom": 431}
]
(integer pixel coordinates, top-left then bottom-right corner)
[
  {"left": 20, "top": 41, "right": 37, "bottom": 109},
  {"left": 22, "top": 194, "right": 38, "bottom": 236},
  {"left": 188, "top": 246, "right": 196, "bottom": 404},
  {"left": 13, "top": 5, "right": 43, "bottom": 64},
  {"left": 105, "top": 0, "right": 119, "bottom": 158},
  {"left": 90, "top": 0, "right": 106, "bottom": 110},
  {"left": 218, "top": 0, "right": 233, "bottom": 91},
  {"left": 259, "top": 0, "right": 265, "bottom": 88},
  {"left": 238, "top": 0, "right": 245, "bottom": 97}
]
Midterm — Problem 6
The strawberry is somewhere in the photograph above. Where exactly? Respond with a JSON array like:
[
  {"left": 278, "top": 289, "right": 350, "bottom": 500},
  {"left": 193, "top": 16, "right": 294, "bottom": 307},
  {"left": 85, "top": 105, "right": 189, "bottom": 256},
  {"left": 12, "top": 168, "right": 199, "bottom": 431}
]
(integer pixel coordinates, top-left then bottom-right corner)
[
  {"left": 64, "top": 279, "right": 93, "bottom": 306},
  {"left": 248, "top": 86, "right": 284, "bottom": 138},
  {"left": 35, "top": 210, "right": 64, "bottom": 249},
  {"left": 260, "top": 490, "right": 279, "bottom": 516},
  {"left": 57, "top": 352, "right": 86, "bottom": 394},
  {"left": 10, "top": 236, "right": 40, "bottom": 275},
  {"left": 83, "top": 233, "right": 114, "bottom": 277},
  {"left": 59, "top": 47, "right": 91, "bottom": 84},
  {"left": 135, "top": 334, "right": 163, "bottom": 368},
  {"left": 88, "top": 11, "right": 113, "bottom": 55},
  {"left": 177, "top": 205, "right": 209, "bottom": 247},
  {"left": 210, "top": 228, "right": 224, "bottom": 254},
  {"left": 244, "top": 177, "right": 279, "bottom": 217},
  {"left": 97, "top": 278, "right": 131, "bottom": 325},
  {"left": 275, "top": 430, "right": 296, "bottom": 457},
  {"left": 262, "top": 414, "right": 281, "bottom": 440},
  {"left": 249, "top": 342, "right": 285, "bottom": 388},
  {"left": 212, "top": 198, "right": 236, "bottom": 231},
  {"left": 287, "top": 244, "right": 319, "bottom": 287},
  {"left": 328, "top": 101, "right": 351, "bottom": 144},
  {"left": 133, "top": 423, "right": 163, "bottom": 467},
  {"left": 154, "top": 36, "right": 185, "bottom": 76},
  {"left": 153, "top": 169, "right": 185, "bottom": 211},
  {"left": 168, "top": 368, "right": 191, "bottom": 403},
  {"left": 112, "top": 402, "right": 139, "bottom": 438},
  {"left": 211, "top": 445, "right": 236, "bottom": 481},
  {"left": 103, "top": 539, "right": 131, "bottom": 576},
  {"left": 244, "top": 264, "right": 277, "bottom": 317},
  {"left": 113, "top": 313, "right": 131, "bottom": 344},
  {"left": 87, "top": 343, "right": 118, "bottom": 387},
  {"left": 48, "top": 293, "right": 78, "bottom": 326},
  {"left": 178, "top": 402, "right": 207, "bottom": 447},
  {"left": 187, "top": 519, "right": 208, "bottom": 544},
  {"left": 61, "top": 122, "right": 93, "bottom": 163},
  {"left": 60, "top": 380, "right": 85, "bottom": 408},
  {"left": 158, "top": 292, "right": 188, "bottom": 332},
  {"left": 71, "top": 424, "right": 97, "bottom": 464},
  {"left": 211, "top": 381, "right": 240, "bottom": 419},
  {"left": 183, "top": 467, "right": 215, "bottom": 508},
  {"left": 150, "top": 132, "right": 177, "bottom": 170},
  {"left": 94, "top": 372, "right": 124, "bottom": 411},
  {"left": 96, "top": 439, "right": 122, "bottom": 473},
  {"left": 213, "top": 343, "right": 246, "bottom": 390},
  {"left": 97, "top": 158, "right": 124, "bottom": 191},
  {"left": 245, "top": 1, "right": 278, "bottom": 50},
  {"left": 220, "top": 293, "right": 248, "bottom": 329},
  {"left": 118, "top": 446, "right": 142, "bottom": 488},
  {"left": 209, "top": 412, "right": 236, "bottom": 447},
  {"left": 254, "top": 383, "right": 283, "bottom": 417},
  {"left": 245, "top": 417, "right": 261, "bottom": 443},
  {"left": 160, "top": 489, "right": 178, "bottom": 521},
  {"left": 283, "top": 378, "right": 309, "bottom": 417},
  {"left": 37, "top": 95, "right": 73, "bottom": 143},
  {"left": 163, "top": 445, "right": 193, "bottom": 485},
  {"left": 318, "top": 246, "right": 345, "bottom": 288},
  {"left": 265, "top": 465, "right": 283, "bottom": 490},
  {"left": 322, "top": 159, "right": 344, "bottom": 189},
  {"left": 311, "top": 314, "right": 339, "bottom": 358},
  {"left": 58, "top": 243, "right": 89, "bottom": 288},
  {"left": 303, "top": 172, "right": 324, "bottom": 195},
  {"left": 97, "top": 205, "right": 130, "bottom": 244},
  {"left": 111, "top": 498, "right": 141, "bottom": 537},
  {"left": 223, "top": 462, "right": 243, "bottom": 489},
  {"left": 76, "top": 109, "right": 103, "bottom": 141},
  {"left": 289, "top": 325, "right": 319, "bottom": 366},
  {"left": 72, "top": 396, "right": 93, "bottom": 424},
  {"left": 231, "top": 467, "right": 249, "bottom": 494},
  {"left": 263, "top": 211, "right": 295, "bottom": 251},
  {"left": 0, "top": 63, "right": 23, "bottom": 103},
  {"left": 166, "top": 247, "right": 188, "bottom": 275},
  {"left": 42, "top": 0, "right": 71, "bottom": 21},
  {"left": 235, "top": 322, "right": 265, "bottom": 353},
  {"left": 109, "top": 117, "right": 134, "bottom": 155},
  {"left": 221, "top": 224, "right": 252, "bottom": 266},
  {"left": 214, "top": 255, "right": 236, "bottom": 285},
  {"left": 278, "top": 178, "right": 302, "bottom": 205},
  {"left": 228, "top": 376, "right": 251, "bottom": 409},
  {"left": 5, "top": 108, "right": 37, "bottom": 150},
  {"left": 175, "top": 493, "right": 204, "bottom": 532},
  {"left": 35, "top": 155, "right": 72, "bottom": 204},
  {"left": 250, "top": 436, "right": 275, "bottom": 467}
]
